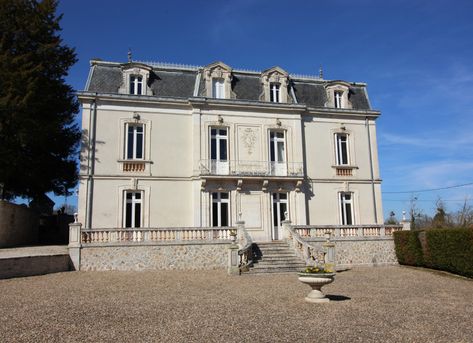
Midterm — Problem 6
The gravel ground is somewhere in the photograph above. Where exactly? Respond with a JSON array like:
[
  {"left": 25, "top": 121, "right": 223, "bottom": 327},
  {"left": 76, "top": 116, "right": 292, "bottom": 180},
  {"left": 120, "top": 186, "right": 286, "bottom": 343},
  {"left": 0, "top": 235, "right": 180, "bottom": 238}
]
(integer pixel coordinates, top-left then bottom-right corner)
[{"left": 0, "top": 266, "right": 471, "bottom": 343}]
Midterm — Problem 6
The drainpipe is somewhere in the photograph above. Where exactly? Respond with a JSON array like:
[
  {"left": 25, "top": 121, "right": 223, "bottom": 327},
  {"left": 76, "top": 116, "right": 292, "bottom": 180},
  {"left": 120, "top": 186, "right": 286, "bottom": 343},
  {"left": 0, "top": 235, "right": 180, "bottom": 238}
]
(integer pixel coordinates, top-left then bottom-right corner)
[
  {"left": 85, "top": 94, "right": 97, "bottom": 229},
  {"left": 365, "top": 117, "right": 378, "bottom": 223}
]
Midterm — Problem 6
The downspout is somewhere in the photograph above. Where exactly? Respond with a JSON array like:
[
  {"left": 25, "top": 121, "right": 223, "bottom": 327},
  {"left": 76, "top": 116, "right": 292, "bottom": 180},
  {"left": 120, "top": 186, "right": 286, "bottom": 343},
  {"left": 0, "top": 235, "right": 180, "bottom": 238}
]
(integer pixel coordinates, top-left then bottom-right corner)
[
  {"left": 85, "top": 94, "right": 98, "bottom": 229},
  {"left": 365, "top": 117, "right": 378, "bottom": 223}
]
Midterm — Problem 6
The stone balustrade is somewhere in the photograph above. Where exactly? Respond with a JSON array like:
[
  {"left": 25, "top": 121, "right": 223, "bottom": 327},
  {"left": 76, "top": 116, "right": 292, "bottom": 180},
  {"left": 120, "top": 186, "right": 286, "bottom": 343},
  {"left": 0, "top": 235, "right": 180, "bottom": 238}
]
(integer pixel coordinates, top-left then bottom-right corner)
[
  {"left": 293, "top": 224, "right": 402, "bottom": 240},
  {"left": 80, "top": 227, "right": 234, "bottom": 245}
]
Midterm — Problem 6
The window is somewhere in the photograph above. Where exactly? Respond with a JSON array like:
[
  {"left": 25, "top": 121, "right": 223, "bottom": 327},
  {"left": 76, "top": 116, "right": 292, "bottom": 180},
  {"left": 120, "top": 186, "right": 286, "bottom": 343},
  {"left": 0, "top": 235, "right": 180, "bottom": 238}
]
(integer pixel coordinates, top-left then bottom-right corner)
[
  {"left": 335, "top": 133, "right": 349, "bottom": 166},
  {"left": 130, "top": 75, "right": 143, "bottom": 95},
  {"left": 339, "top": 192, "right": 354, "bottom": 225},
  {"left": 270, "top": 83, "right": 280, "bottom": 102},
  {"left": 272, "top": 193, "right": 288, "bottom": 240},
  {"left": 124, "top": 191, "right": 142, "bottom": 228},
  {"left": 125, "top": 124, "right": 144, "bottom": 159},
  {"left": 210, "top": 127, "right": 228, "bottom": 174},
  {"left": 334, "top": 91, "right": 343, "bottom": 108},
  {"left": 212, "top": 78, "right": 225, "bottom": 99},
  {"left": 212, "top": 192, "right": 229, "bottom": 227},
  {"left": 269, "top": 131, "right": 285, "bottom": 163}
]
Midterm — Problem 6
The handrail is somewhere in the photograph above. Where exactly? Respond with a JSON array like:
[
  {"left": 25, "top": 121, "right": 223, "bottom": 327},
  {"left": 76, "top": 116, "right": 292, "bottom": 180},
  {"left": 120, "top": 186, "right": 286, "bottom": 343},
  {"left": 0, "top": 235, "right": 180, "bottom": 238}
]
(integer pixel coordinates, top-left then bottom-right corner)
[
  {"left": 284, "top": 225, "right": 323, "bottom": 265},
  {"left": 237, "top": 225, "right": 253, "bottom": 273},
  {"left": 81, "top": 227, "right": 234, "bottom": 244}
]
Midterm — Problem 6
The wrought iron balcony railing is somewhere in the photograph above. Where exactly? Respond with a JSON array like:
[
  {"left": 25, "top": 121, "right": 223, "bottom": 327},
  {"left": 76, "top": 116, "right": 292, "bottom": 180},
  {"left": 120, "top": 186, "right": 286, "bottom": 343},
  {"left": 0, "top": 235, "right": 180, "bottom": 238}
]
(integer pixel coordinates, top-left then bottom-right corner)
[{"left": 199, "top": 160, "right": 304, "bottom": 177}]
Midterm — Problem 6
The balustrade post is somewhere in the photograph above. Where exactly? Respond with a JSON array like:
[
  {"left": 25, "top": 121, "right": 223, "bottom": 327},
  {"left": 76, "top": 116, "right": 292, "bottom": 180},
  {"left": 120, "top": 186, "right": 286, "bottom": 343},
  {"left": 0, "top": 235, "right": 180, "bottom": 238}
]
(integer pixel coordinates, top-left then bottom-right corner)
[
  {"left": 227, "top": 242, "right": 240, "bottom": 275},
  {"left": 380, "top": 226, "right": 386, "bottom": 236},
  {"left": 281, "top": 219, "right": 292, "bottom": 240},
  {"left": 323, "top": 234, "right": 336, "bottom": 273},
  {"left": 236, "top": 220, "right": 245, "bottom": 247},
  {"left": 335, "top": 228, "right": 341, "bottom": 237},
  {"left": 401, "top": 220, "right": 411, "bottom": 231},
  {"left": 68, "top": 214, "right": 82, "bottom": 270},
  {"left": 357, "top": 227, "right": 363, "bottom": 237}
]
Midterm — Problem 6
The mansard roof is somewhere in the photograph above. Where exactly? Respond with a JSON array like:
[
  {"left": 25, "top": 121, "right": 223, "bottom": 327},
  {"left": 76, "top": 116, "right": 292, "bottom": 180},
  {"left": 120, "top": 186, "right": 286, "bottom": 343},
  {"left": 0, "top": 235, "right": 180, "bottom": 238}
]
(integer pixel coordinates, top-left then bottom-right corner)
[{"left": 85, "top": 60, "right": 372, "bottom": 110}]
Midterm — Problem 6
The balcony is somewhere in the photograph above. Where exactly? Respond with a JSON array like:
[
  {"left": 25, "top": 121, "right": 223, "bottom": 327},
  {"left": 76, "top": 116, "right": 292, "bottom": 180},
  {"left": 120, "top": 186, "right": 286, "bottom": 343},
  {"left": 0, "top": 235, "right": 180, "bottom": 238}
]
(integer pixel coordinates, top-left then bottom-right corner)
[{"left": 199, "top": 160, "right": 304, "bottom": 178}]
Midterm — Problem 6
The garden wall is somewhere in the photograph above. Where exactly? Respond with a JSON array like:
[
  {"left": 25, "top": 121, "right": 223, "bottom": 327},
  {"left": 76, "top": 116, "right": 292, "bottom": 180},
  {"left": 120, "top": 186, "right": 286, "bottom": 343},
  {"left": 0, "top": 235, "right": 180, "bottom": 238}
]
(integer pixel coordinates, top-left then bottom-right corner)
[
  {"left": 80, "top": 242, "right": 229, "bottom": 271},
  {"left": 0, "top": 201, "right": 38, "bottom": 248}
]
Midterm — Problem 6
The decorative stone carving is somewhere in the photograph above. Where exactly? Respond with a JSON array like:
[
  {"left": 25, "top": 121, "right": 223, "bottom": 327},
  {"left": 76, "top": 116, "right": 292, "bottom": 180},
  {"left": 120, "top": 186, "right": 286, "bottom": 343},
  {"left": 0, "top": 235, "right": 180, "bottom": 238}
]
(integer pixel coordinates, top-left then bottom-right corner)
[{"left": 241, "top": 128, "right": 256, "bottom": 155}]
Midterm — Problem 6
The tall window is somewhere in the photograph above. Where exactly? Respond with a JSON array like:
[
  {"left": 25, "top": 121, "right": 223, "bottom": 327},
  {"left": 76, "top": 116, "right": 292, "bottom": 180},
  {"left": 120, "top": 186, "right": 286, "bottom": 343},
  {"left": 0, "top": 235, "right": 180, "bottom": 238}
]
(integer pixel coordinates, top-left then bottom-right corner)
[
  {"left": 334, "top": 91, "right": 343, "bottom": 108},
  {"left": 272, "top": 193, "right": 288, "bottom": 240},
  {"left": 269, "top": 131, "right": 286, "bottom": 175},
  {"left": 339, "top": 192, "right": 354, "bottom": 225},
  {"left": 210, "top": 127, "right": 228, "bottom": 174},
  {"left": 124, "top": 191, "right": 142, "bottom": 228},
  {"left": 212, "top": 78, "right": 225, "bottom": 99},
  {"left": 212, "top": 192, "right": 229, "bottom": 227},
  {"left": 126, "top": 124, "right": 144, "bottom": 159},
  {"left": 270, "top": 83, "right": 280, "bottom": 102},
  {"left": 130, "top": 76, "right": 143, "bottom": 95},
  {"left": 335, "top": 133, "right": 349, "bottom": 165}
]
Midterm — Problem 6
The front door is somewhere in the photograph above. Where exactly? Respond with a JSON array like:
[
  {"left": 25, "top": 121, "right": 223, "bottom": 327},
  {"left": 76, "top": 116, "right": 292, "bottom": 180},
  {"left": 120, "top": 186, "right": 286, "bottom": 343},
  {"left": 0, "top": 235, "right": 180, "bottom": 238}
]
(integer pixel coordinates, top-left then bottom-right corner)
[
  {"left": 210, "top": 128, "right": 229, "bottom": 175},
  {"left": 272, "top": 193, "right": 288, "bottom": 240}
]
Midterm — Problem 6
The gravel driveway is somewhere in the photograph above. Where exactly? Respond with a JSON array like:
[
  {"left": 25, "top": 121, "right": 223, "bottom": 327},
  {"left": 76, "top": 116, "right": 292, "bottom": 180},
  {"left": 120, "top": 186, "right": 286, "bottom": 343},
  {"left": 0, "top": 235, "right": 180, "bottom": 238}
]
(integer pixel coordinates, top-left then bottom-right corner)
[{"left": 0, "top": 266, "right": 471, "bottom": 342}]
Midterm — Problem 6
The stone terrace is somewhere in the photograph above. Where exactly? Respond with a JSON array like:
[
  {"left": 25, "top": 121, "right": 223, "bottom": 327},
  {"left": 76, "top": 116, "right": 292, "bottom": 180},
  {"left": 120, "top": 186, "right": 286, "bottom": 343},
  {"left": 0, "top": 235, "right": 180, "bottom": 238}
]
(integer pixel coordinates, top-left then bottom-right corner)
[{"left": 0, "top": 266, "right": 471, "bottom": 342}]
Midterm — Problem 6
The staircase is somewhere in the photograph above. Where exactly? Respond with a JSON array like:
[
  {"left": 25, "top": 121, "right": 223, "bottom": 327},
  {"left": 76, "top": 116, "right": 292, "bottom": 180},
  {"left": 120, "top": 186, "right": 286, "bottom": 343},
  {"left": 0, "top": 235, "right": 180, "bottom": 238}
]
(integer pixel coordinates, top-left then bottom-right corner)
[{"left": 248, "top": 241, "right": 306, "bottom": 274}]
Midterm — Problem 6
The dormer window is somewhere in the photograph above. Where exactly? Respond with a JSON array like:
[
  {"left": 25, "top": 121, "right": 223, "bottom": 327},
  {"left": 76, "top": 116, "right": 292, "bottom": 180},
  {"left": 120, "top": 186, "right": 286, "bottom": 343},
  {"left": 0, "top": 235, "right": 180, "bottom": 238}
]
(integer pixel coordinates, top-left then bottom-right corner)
[
  {"left": 203, "top": 62, "right": 234, "bottom": 99},
  {"left": 212, "top": 78, "right": 225, "bottom": 99},
  {"left": 119, "top": 62, "right": 153, "bottom": 96},
  {"left": 325, "top": 81, "right": 352, "bottom": 109},
  {"left": 334, "top": 91, "right": 343, "bottom": 108},
  {"left": 260, "top": 67, "right": 290, "bottom": 103},
  {"left": 270, "top": 83, "right": 280, "bottom": 103},
  {"left": 130, "top": 75, "right": 143, "bottom": 95}
]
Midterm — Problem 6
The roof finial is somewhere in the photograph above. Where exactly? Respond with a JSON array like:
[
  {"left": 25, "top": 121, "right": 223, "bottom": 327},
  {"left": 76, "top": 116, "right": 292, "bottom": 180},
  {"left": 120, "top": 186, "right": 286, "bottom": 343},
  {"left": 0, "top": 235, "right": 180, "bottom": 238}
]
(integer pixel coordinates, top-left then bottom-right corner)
[
  {"left": 319, "top": 65, "right": 323, "bottom": 79},
  {"left": 128, "top": 48, "right": 132, "bottom": 63}
]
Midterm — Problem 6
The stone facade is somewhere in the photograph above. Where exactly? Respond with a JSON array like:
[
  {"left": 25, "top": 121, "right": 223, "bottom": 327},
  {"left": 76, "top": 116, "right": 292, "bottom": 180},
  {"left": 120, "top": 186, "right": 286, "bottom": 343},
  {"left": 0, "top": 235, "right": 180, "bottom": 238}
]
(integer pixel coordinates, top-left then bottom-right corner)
[
  {"left": 308, "top": 238, "right": 397, "bottom": 267},
  {"left": 80, "top": 243, "right": 229, "bottom": 271}
]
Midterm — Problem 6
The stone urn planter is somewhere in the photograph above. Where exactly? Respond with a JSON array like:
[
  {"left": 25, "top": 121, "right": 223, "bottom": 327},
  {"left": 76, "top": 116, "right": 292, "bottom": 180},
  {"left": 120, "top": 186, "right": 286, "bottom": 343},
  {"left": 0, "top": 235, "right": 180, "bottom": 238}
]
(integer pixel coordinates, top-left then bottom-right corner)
[{"left": 298, "top": 272, "right": 335, "bottom": 303}]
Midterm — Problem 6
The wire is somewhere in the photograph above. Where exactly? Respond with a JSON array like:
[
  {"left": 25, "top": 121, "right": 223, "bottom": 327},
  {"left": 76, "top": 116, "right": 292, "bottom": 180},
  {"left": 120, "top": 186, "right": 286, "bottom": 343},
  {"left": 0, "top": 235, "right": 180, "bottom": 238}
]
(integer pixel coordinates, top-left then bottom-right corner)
[{"left": 382, "top": 182, "right": 473, "bottom": 194}]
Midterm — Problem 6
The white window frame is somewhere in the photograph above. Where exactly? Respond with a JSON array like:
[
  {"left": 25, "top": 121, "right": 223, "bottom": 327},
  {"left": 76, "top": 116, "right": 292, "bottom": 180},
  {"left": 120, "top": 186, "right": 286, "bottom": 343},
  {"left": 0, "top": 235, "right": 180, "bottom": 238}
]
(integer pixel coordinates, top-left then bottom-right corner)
[
  {"left": 130, "top": 75, "right": 143, "bottom": 95},
  {"left": 335, "top": 133, "right": 349, "bottom": 166},
  {"left": 269, "top": 130, "right": 286, "bottom": 163},
  {"left": 339, "top": 192, "right": 354, "bottom": 225},
  {"left": 125, "top": 123, "right": 144, "bottom": 160},
  {"left": 270, "top": 83, "right": 280, "bottom": 103},
  {"left": 212, "top": 78, "right": 225, "bottom": 99},
  {"left": 211, "top": 192, "right": 230, "bottom": 227},
  {"left": 272, "top": 192, "right": 288, "bottom": 240},
  {"left": 123, "top": 191, "right": 143, "bottom": 228},
  {"left": 334, "top": 90, "right": 343, "bottom": 108}
]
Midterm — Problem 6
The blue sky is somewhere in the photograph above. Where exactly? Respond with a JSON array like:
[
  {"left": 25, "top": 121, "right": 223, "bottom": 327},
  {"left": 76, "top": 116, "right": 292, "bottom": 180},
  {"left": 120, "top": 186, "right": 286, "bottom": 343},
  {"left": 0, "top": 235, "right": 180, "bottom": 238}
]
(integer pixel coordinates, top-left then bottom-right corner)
[{"left": 52, "top": 0, "right": 473, "bottom": 219}]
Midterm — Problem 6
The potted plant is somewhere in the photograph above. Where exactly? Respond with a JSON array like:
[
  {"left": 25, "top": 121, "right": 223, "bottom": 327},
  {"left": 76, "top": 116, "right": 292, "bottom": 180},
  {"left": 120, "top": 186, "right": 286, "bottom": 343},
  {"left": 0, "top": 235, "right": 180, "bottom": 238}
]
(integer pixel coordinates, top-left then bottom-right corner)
[{"left": 298, "top": 261, "right": 335, "bottom": 303}]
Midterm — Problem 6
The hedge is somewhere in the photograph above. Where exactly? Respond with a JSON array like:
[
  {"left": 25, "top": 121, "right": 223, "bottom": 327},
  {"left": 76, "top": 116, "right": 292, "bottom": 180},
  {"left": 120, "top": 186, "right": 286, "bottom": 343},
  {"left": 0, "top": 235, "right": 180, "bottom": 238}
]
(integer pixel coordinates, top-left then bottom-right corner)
[
  {"left": 394, "top": 228, "right": 473, "bottom": 278},
  {"left": 393, "top": 231, "right": 423, "bottom": 266}
]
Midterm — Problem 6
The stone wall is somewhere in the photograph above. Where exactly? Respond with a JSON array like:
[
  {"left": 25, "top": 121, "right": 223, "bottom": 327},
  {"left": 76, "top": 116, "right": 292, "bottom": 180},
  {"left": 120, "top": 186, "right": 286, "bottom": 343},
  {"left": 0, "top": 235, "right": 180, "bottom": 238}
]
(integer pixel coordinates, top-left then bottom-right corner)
[
  {"left": 80, "top": 243, "right": 229, "bottom": 271},
  {"left": 308, "top": 238, "right": 397, "bottom": 267},
  {"left": 0, "top": 201, "right": 38, "bottom": 248}
]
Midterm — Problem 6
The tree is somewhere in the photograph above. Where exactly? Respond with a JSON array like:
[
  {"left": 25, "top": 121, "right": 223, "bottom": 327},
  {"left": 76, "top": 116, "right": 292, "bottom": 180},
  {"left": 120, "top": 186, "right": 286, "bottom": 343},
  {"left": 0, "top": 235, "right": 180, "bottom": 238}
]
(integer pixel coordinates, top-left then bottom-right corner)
[{"left": 0, "top": 0, "right": 80, "bottom": 200}]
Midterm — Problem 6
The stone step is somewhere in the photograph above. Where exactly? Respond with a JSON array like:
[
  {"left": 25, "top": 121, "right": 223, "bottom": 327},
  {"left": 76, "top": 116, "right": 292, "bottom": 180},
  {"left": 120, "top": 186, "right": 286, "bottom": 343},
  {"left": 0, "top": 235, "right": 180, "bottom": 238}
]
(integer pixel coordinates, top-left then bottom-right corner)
[
  {"left": 253, "top": 261, "right": 306, "bottom": 267},
  {"left": 249, "top": 266, "right": 304, "bottom": 274},
  {"left": 256, "top": 256, "right": 301, "bottom": 261}
]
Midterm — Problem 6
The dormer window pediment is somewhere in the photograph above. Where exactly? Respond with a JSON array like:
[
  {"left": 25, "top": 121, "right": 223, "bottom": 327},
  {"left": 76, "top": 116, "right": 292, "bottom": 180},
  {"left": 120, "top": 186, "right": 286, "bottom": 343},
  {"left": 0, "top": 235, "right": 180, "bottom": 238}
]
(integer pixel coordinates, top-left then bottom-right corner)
[
  {"left": 260, "top": 67, "right": 290, "bottom": 103},
  {"left": 203, "top": 61, "right": 234, "bottom": 99},
  {"left": 119, "top": 63, "right": 153, "bottom": 96},
  {"left": 325, "top": 81, "right": 352, "bottom": 109}
]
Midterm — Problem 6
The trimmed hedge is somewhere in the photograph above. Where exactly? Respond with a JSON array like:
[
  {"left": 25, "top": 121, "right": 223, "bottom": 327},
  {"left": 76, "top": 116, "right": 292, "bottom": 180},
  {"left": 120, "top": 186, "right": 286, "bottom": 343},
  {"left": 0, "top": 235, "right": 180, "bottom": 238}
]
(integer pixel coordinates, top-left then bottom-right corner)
[
  {"left": 393, "top": 231, "right": 423, "bottom": 266},
  {"left": 394, "top": 228, "right": 473, "bottom": 278}
]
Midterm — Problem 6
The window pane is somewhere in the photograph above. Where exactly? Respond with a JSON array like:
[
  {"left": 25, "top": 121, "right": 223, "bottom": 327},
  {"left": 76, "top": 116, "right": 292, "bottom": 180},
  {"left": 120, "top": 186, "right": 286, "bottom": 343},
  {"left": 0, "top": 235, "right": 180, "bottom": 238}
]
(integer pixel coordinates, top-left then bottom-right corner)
[
  {"left": 212, "top": 202, "right": 218, "bottom": 227},
  {"left": 220, "top": 192, "right": 228, "bottom": 199},
  {"left": 276, "top": 132, "right": 284, "bottom": 139},
  {"left": 136, "top": 131, "right": 143, "bottom": 159},
  {"left": 273, "top": 203, "right": 278, "bottom": 226},
  {"left": 126, "top": 192, "right": 132, "bottom": 200},
  {"left": 277, "top": 141, "right": 285, "bottom": 161},
  {"left": 270, "top": 132, "right": 275, "bottom": 139},
  {"left": 125, "top": 202, "right": 132, "bottom": 227},
  {"left": 135, "top": 192, "right": 141, "bottom": 200},
  {"left": 345, "top": 203, "right": 352, "bottom": 225},
  {"left": 219, "top": 139, "right": 227, "bottom": 160},
  {"left": 279, "top": 193, "right": 287, "bottom": 200},
  {"left": 270, "top": 140, "right": 275, "bottom": 162},
  {"left": 127, "top": 127, "right": 134, "bottom": 159},
  {"left": 134, "top": 203, "right": 141, "bottom": 228},
  {"left": 219, "top": 129, "right": 227, "bottom": 136},
  {"left": 220, "top": 203, "right": 228, "bottom": 226},
  {"left": 210, "top": 138, "right": 216, "bottom": 160},
  {"left": 137, "top": 82, "right": 142, "bottom": 95},
  {"left": 280, "top": 203, "right": 287, "bottom": 222}
]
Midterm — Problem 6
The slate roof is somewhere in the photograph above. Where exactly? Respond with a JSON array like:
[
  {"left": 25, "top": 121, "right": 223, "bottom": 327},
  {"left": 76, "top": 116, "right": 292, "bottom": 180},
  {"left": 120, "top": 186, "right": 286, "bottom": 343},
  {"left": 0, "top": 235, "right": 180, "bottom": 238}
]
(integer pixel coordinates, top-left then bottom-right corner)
[{"left": 85, "top": 61, "right": 372, "bottom": 110}]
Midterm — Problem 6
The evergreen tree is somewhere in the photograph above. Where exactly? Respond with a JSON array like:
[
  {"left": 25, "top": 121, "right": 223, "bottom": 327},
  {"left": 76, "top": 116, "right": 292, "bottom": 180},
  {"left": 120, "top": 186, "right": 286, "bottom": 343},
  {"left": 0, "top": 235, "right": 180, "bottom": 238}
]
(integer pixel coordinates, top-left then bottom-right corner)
[{"left": 0, "top": 0, "right": 80, "bottom": 200}]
